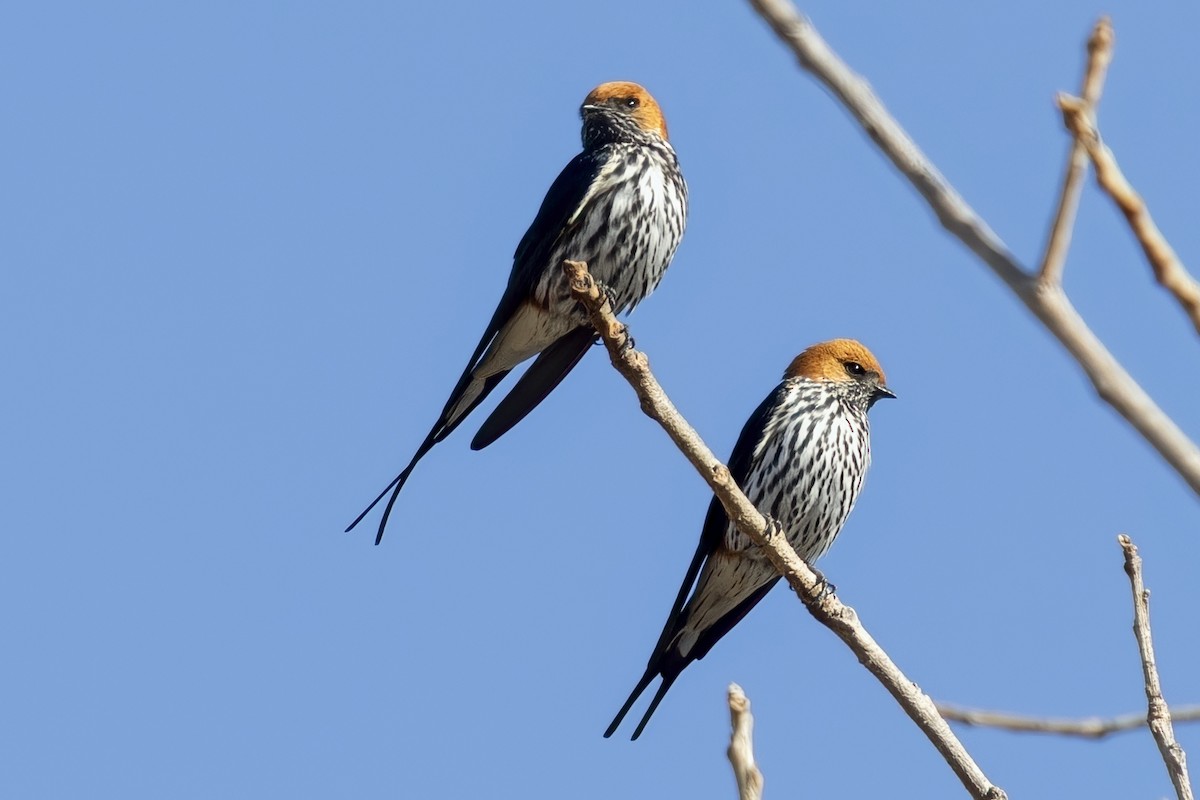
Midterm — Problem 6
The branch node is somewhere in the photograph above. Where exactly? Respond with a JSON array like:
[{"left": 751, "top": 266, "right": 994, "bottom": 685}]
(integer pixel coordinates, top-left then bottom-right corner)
[
  {"left": 1057, "top": 62, "right": 1200, "bottom": 335},
  {"left": 1087, "top": 16, "right": 1115, "bottom": 59},
  {"left": 1036, "top": 15, "right": 1113, "bottom": 287},
  {"left": 1119, "top": 534, "right": 1195, "bottom": 800},
  {"left": 727, "top": 683, "right": 764, "bottom": 800}
]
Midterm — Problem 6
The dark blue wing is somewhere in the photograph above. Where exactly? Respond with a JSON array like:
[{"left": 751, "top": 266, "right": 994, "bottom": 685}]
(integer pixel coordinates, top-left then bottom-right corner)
[{"left": 506, "top": 148, "right": 609, "bottom": 297}]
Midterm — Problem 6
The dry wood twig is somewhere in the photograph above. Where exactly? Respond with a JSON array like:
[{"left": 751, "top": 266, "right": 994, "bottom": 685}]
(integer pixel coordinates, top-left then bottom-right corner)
[
  {"left": 937, "top": 702, "right": 1200, "bottom": 740},
  {"left": 1057, "top": 96, "right": 1200, "bottom": 335},
  {"left": 1120, "top": 534, "right": 1194, "bottom": 800},
  {"left": 564, "top": 259, "right": 1007, "bottom": 800},
  {"left": 728, "top": 684, "right": 764, "bottom": 800},
  {"left": 745, "top": 0, "right": 1200, "bottom": 497},
  {"left": 1037, "top": 17, "right": 1114, "bottom": 286}
]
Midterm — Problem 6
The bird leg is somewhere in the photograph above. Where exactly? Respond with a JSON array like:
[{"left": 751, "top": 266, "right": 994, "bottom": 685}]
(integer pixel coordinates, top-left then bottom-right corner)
[{"left": 811, "top": 567, "right": 836, "bottom": 602}]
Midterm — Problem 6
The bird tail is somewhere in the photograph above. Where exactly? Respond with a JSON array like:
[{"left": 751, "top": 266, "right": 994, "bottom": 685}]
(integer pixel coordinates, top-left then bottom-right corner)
[
  {"left": 345, "top": 368, "right": 511, "bottom": 544},
  {"left": 630, "top": 672, "right": 681, "bottom": 741},
  {"left": 604, "top": 665, "right": 682, "bottom": 741},
  {"left": 604, "top": 667, "right": 657, "bottom": 739}
]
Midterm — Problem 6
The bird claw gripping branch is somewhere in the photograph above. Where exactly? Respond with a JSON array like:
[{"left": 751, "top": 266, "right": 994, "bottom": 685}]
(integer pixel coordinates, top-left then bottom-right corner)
[
  {"left": 810, "top": 567, "right": 837, "bottom": 603},
  {"left": 594, "top": 279, "right": 620, "bottom": 313},
  {"left": 762, "top": 515, "right": 786, "bottom": 541}
]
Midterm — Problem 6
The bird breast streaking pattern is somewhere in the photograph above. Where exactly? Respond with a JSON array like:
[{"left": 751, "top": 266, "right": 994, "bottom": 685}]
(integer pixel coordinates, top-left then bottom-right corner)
[
  {"left": 533, "top": 141, "right": 687, "bottom": 320},
  {"left": 676, "top": 380, "right": 871, "bottom": 658}
]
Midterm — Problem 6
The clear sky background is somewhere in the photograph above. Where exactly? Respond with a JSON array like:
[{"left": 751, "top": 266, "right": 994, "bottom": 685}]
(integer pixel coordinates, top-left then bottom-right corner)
[{"left": 4, "top": 1, "right": 1199, "bottom": 798}]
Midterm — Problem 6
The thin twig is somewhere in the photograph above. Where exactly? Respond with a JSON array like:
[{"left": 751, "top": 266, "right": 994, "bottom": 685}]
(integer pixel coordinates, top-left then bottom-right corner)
[
  {"left": 1119, "top": 534, "right": 1194, "bottom": 800},
  {"left": 744, "top": 0, "right": 1200, "bottom": 497},
  {"left": 564, "top": 260, "right": 1007, "bottom": 800},
  {"left": 938, "top": 702, "right": 1200, "bottom": 740},
  {"left": 1037, "top": 16, "right": 1114, "bottom": 286},
  {"left": 1058, "top": 97, "right": 1200, "bottom": 335},
  {"left": 728, "top": 684, "right": 764, "bottom": 800}
]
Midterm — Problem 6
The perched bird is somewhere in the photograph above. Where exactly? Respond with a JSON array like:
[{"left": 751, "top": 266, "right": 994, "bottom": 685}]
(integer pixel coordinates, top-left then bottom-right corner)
[
  {"left": 347, "top": 81, "right": 687, "bottom": 544},
  {"left": 605, "top": 339, "right": 894, "bottom": 740}
]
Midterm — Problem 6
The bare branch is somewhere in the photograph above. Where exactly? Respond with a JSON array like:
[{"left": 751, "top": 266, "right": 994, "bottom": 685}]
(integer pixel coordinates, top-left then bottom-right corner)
[
  {"left": 727, "top": 684, "right": 764, "bottom": 800},
  {"left": 1058, "top": 95, "right": 1200, "bottom": 335},
  {"left": 564, "top": 260, "right": 1007, "bottom": 800},
  {"left": 744, "top": 0, "right": 1200, "bottom": 497},
  {"left": 1119, "top": 535, "right": 1195, "bottom": 800},
  {"left": 1037, "top": 16, "right": 1114, "bottom": 286},
  {"left": 937, "top": 702, "right": 1200, "bottom": 740}
]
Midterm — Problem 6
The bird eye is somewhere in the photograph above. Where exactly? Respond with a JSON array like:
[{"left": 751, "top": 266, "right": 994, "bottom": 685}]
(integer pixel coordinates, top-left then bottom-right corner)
[
  {"left": 844, "top": 361, "right": 866, "bottom": 377},
  {"left": 624, "top": 96, "right": 640, "bottom": 109}
]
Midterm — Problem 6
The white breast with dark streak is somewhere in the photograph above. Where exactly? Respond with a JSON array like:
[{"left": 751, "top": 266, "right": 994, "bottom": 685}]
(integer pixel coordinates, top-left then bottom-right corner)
[
  {"left": 675, "top": 379, "right": 871, "bottom": 658},
  {"left": 535, "top": 141, "right": 687, "bottom": 320},
  {"left": 735, "top": 380, "right": 871, "bottom": 562}
]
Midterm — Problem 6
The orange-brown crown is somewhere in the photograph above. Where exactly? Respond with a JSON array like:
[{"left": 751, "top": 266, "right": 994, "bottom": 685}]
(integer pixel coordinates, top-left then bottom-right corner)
[
  {"left": 785, "top": 339, "right": 887, "bottom": 384},
  {"left": 583, "top": 81, "right": 669, "bottom": 139}
]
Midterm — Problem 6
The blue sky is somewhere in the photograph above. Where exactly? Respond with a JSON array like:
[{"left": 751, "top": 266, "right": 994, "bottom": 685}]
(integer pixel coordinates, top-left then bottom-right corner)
[{"left": 4, "top": 1, "right": 1199, "bottom": 797}]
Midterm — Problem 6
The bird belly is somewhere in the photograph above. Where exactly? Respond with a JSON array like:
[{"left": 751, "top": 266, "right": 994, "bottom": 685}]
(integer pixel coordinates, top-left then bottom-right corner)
[
  {"left": 439, "top": 301, "right": 577, "bottom": 428},
  {"left": 477, "top": 300, "right": 578, "bottom": 380},
  {"left": 675, "top": 550, "right": 775, "bottom": 658}
]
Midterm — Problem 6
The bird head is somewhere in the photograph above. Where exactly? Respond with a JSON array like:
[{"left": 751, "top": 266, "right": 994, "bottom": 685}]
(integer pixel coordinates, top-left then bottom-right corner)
[
  {"left": 785, "top": 339, "right": 896, "bottom": 409},
  {"left": 580, "top": 81, "right": 669, "bottom": 147}
]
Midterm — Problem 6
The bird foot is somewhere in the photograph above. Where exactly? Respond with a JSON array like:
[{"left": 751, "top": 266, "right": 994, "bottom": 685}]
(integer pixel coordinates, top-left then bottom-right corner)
[
  {"left": 811, "top": 566, "right": 836, "bottom": 601},
  {"left": 587, "top": 323, "right": 636, "bottom": 352},
  {"left": 762, "top": 515, "right": 786, "bottom": 541},
  {"left": 595, "top": 280, "right": 620, "bottom": 311}
]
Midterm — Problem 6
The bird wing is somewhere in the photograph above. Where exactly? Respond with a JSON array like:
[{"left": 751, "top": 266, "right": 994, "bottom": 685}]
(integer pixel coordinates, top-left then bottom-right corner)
[{"left": 507, "top": 148, "right": 610, "bottom": 293}]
